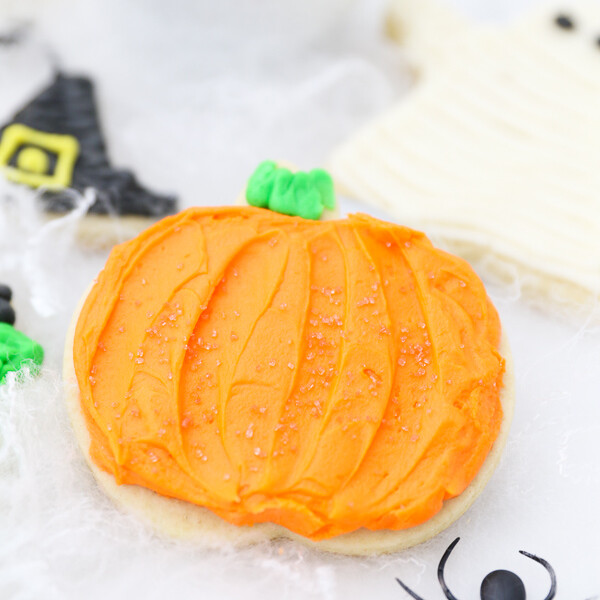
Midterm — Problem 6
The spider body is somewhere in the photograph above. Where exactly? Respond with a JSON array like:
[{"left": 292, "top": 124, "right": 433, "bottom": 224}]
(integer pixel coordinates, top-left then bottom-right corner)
[{"left": 480, "top": 569, "right": 525, "bottom": 600}]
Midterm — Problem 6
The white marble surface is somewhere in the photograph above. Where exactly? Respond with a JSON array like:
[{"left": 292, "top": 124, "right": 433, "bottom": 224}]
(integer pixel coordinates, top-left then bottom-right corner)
[{"left": 0, "top": 0, "right": 598, "bottom": 598}]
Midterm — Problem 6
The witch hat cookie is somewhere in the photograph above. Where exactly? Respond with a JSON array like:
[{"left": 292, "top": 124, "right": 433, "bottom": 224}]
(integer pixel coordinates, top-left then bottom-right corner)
[
  {"left": 330, "top": 0, "right": 600, "bottom": 316},
  {"left": 0, "top": 69, "right": 176, "bottom": 244}
]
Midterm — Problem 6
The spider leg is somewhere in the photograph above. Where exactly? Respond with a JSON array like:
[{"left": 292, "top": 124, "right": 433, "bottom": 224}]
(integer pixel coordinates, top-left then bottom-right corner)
[
  {"left": 395, "top": 577, "right": 427, "bottom": 600},
  {"left": 519, "top": 550, "right": 557, "bottom": 600},
  {"left": 438, "top": 538, "right": 461, "bottom": 600}
]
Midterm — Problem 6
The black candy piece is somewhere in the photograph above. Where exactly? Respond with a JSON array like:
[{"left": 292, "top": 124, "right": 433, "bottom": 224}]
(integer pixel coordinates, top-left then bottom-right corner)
[
  {"left": 555, "top": 14, "right": 575, "bottom": 30},
  {"left": 0, "top": 298, "right": 16, "bottom": 325},
  {"left": 0, "top": 283, "right": 12, "bottom": 302},
  {"left": 0, "top": 74, "right": 177, "bottom": 218},
  {"left": 480, "top": 570, "right": 526, "bottom": 600}
]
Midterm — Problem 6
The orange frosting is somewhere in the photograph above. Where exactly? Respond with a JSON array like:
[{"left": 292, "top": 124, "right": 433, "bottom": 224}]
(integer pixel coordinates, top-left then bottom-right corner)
[{"left": 74, "top": 207, "right": 504, "bottom": 540}]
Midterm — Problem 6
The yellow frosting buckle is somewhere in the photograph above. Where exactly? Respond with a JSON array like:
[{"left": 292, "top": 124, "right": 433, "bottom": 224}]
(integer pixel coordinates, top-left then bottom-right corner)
[{"left": 0, "top": 123, "right": 79, "bottom": 189}]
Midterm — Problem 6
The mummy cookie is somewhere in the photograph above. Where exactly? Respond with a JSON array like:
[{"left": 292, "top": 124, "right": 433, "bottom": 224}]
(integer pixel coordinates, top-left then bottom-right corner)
[
  {"left": 0, "top": 31, "right": 176, "bottom": 245},
  {"left": 64, "top": 203, "right": 514, "bottom": 555},
  {"left": 330, "top": 0, "right": 600, "bottom": 313}
]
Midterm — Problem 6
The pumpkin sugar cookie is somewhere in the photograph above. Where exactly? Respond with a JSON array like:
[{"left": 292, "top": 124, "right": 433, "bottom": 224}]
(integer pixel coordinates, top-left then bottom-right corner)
[
  {"left": 330, "top": 0, "right": 600, "bottom": 315},
  {"left": 64, "top": 195, "right": 514, "bottom": 555}
]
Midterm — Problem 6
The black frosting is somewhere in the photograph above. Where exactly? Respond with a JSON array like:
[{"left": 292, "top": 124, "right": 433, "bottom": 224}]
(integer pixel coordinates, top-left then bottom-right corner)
[
  {"left": 0, "top": 283, "right": 12, "bottom": 302},
  {"left": 0, "top": 298, "right": 16, "bottom": 326},
  {"left": 1, "top": 73, "right": 177, "bottom": 217},
  {"left": 0, "top": 285, "right": 15, "bottom": 325}
]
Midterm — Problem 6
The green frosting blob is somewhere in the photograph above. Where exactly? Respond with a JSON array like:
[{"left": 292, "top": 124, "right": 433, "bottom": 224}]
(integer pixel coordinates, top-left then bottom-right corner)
[
  {"left": 0, "top": 322, "right": 44, "bottom": 383},
  {"left": 246, "top": 161, "right": 335, "bottom": 220}
]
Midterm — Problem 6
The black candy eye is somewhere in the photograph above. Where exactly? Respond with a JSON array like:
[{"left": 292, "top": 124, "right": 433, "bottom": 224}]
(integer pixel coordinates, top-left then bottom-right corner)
[{"left": 555, "top": 13, "right": 575, "bottom": 30}]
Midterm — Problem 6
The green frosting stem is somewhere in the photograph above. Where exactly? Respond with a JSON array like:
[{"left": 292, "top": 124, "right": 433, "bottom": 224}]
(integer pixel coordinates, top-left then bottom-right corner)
[
  {"left": 245, "top": 161, "right": 277, "bottom": 208},
  {"left": 0, "top": 322, "right": 44, "bottom": 383},
  {"left": 245, "top": 161, "right": 335, "bottom": 220}
]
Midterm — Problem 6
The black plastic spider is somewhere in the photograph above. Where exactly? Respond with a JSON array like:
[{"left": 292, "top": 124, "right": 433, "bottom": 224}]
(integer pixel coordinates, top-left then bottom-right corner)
[{"left": 396, "top": 537, "right": 557, "bottom": 600}]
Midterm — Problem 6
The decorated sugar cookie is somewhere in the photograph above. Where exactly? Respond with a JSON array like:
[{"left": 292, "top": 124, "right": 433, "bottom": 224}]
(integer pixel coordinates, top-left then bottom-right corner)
[
  {"left": 64, "top": 185, "right": 514, "bottom": 555},
  {"left": 0, "top": 283, "right": 43, "bottom": 383},
  {"left": 330, "top": 0, "right": 600, "bottom": 312},
  {"left": 0, "top": 30, "right": 176, "bottom": 245}
]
